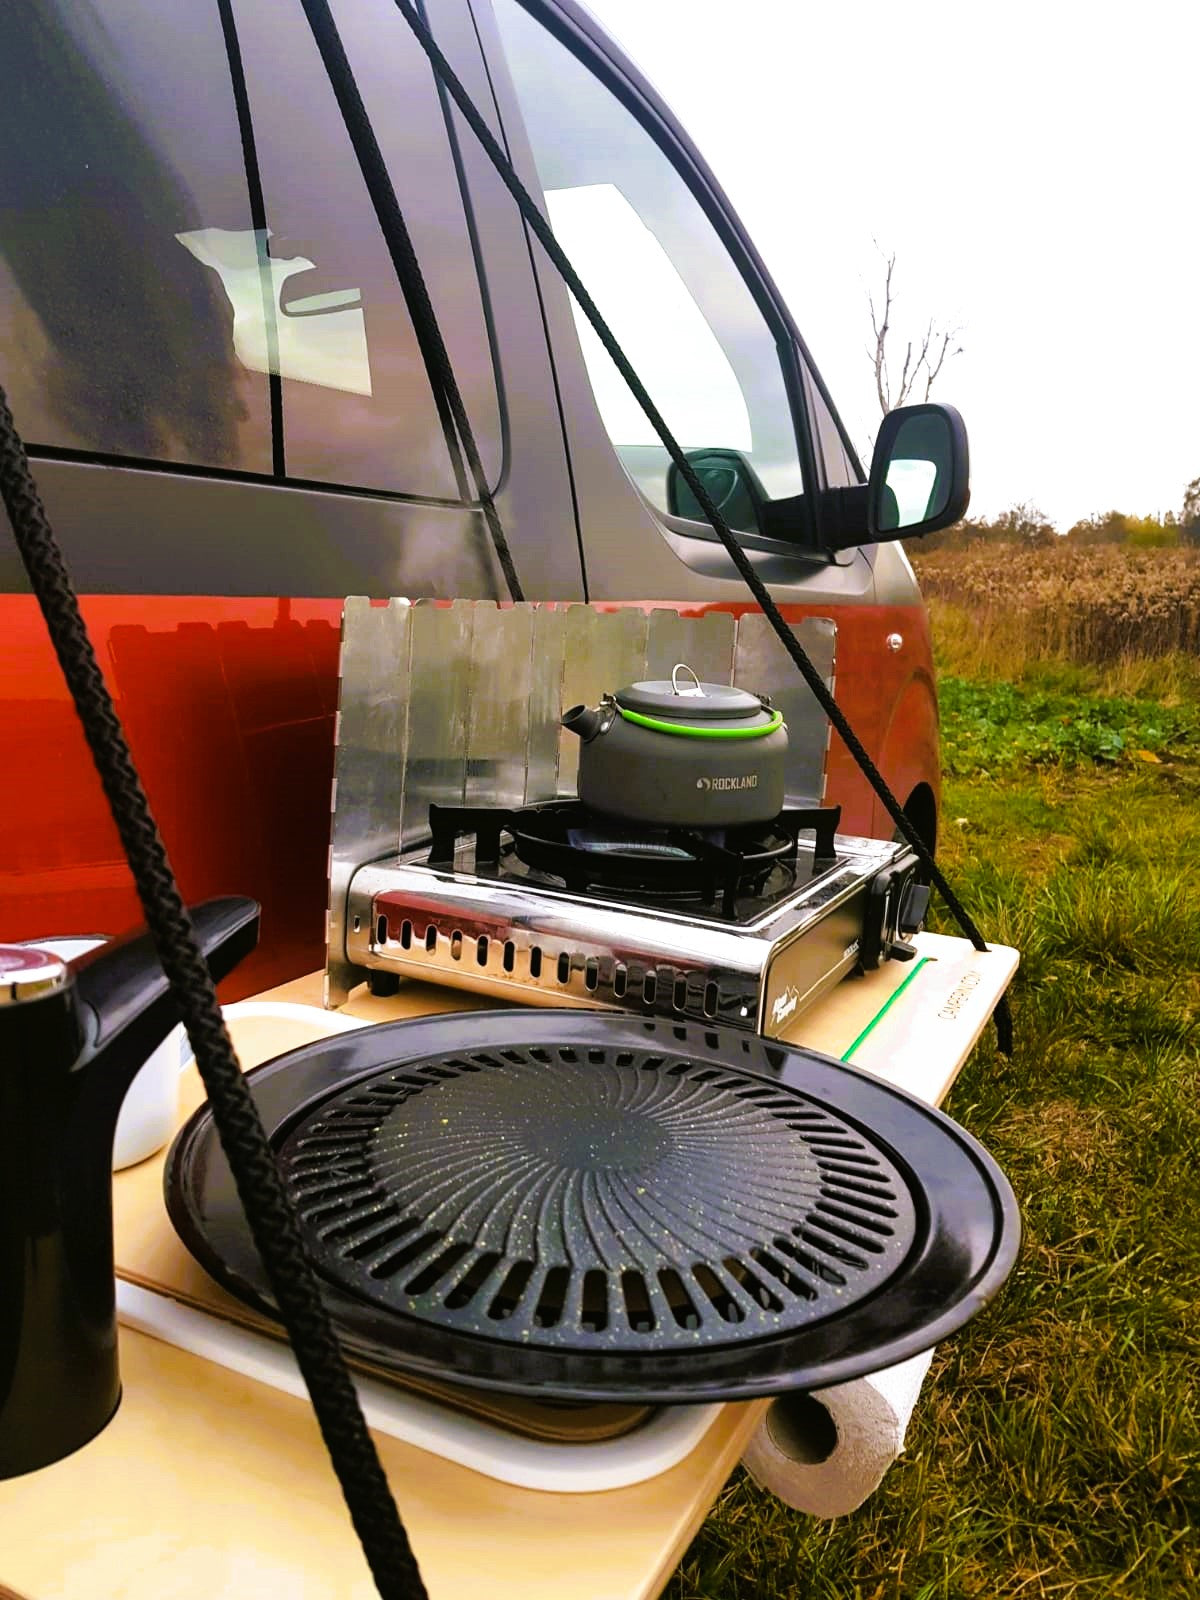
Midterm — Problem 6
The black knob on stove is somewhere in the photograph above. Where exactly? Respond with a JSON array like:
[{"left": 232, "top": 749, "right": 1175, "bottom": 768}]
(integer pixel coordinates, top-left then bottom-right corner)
[{"left": 899, "top": 882, "right": 931, "bottom": 936}]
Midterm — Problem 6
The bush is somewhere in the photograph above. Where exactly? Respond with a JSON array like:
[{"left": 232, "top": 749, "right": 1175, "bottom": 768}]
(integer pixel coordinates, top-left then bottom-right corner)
[{"left": 936, "top": 675, "right": 1200, "bottom": 776}]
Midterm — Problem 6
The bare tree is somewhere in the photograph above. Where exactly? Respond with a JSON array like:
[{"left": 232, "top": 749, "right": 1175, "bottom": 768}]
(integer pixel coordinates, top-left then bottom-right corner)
[
  {"left": 1182, "top": 475, "right": 1200, "bottom": 545},
  {"left": 868, "top": 248, "right": 962, "bottom": 416}
]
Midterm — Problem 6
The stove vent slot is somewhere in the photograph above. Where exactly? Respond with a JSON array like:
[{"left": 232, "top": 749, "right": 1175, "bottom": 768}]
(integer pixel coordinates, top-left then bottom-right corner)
[
  {"left": 613, "top": 962, "right": 628, "bottom": 999},
  {"left": 672, "top": 973, "right": 688, "bottom": 1013},
  {"left": 703, "top": 981, "right": 719, "bottom": 1018},
  {"left": 476, "top": 936, "right": 489, "bottom": 967},
  {"left": 584, "top": 957, "right": 600, "bottom": 992},
  {"left": 425, "top": 924, "right": 438, "bottom": 953},
  {"left": 529, "top": 945, "right": 542, "bottom": 978},
  {"left": 376, "top": 914, "right": 388, "bottom": 945},
  {"left": 502, "top": 940, "right": 516, "bottom": 973},
  {"left": 399, "top": 919, "right": 413, "bottom": 950},
  {"left": 450, "top": 930, "right": 463, "bottom": 961},
  {"left": 556, "top": 952, "right": 571, "bottom": 985},
  {"left": 642, "top": 971, "right": 658, "bottom": 1006}
]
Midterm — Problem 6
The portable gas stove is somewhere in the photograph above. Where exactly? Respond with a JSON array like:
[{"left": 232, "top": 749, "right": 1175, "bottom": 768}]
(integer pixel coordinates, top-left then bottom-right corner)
[
  {"left": 342, "top": 799, "right": 929, "bottom": 1037},
  {"left": 324, "top": 599, "right": 930, "bottom": 1031}
]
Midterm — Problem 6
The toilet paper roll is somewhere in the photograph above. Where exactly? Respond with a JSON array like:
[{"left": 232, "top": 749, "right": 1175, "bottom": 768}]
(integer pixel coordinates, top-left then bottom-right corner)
[{"left": 741, "top": 1347, "right": 935, "bottom": 1517}]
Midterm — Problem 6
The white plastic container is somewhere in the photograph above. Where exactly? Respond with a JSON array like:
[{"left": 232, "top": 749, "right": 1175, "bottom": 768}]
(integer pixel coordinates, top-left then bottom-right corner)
[{"left": 24, "top": 935, "right": 185, "bottom": 1171}]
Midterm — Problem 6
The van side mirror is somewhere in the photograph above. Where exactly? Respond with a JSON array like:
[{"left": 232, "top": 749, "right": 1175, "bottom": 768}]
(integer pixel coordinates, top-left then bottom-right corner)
[
  {"left": 665, "top": 405, "right": 969, "bottom": 551},
  {"left": 867, "top": 403, "right": 970, "bottom": 540}
]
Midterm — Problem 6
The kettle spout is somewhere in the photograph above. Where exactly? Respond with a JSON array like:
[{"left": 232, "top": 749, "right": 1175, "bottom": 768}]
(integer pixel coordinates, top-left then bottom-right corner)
[{"left": 562, "top": 703, "right": 603, "bottom": 743}]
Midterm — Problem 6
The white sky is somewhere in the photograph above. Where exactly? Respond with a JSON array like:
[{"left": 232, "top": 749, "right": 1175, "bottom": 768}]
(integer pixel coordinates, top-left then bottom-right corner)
[{"left": 584, "top": 0, "right": 1200, "bottom": 529}]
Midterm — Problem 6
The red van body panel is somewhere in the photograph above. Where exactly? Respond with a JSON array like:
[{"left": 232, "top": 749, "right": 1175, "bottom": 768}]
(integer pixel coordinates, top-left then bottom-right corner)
[
  {"left": 3, "top": 591, "right": 938, "bottom": 999},
  {"left": 4, "top": 593, "right": 342, "bottom": 997}
]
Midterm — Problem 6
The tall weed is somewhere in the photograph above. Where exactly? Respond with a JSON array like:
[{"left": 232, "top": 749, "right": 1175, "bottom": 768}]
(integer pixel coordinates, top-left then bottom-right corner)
[{"left": 913, "top": 545, "right": 1200, "bottom": 664}]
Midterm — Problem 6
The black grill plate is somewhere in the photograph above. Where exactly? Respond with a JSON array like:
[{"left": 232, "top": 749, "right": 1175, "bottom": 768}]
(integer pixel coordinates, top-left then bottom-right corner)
[
  {"left": 166, "top": 1010, "right": 1019, "bottom": 1403},
  {"left": 279, "top": 1045, "right": 916, "bottom": 1350}
]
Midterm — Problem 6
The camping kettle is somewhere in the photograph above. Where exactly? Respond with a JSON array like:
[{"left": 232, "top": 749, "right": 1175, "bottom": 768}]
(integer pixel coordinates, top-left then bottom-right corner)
[
  {"left": 562, "top": 663, "right": 788, "bottom": 828},
  {"left": 0, "top": 897, "right": 258, "bottom": 1478}
]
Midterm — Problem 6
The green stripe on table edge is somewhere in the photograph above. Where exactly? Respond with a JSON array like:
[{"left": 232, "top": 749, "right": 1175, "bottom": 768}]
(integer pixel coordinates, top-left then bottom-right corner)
[{"left": 840, "top": 956, "right": 931, "bottom": 1062}]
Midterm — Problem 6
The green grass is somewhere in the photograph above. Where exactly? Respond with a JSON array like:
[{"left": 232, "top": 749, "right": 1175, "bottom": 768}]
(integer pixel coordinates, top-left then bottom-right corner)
[
  {"left": 666, "top": 664, "right": 1200, "bottom": 1600},
  {"left": 937, "top": 677, "right": 1200, "bottom": 776}
]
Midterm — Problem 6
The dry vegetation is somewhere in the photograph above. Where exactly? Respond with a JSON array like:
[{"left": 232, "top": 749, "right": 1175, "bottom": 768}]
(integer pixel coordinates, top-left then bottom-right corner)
[{"left": 911, "top": 543, "right": 1200, "bottom": 664}]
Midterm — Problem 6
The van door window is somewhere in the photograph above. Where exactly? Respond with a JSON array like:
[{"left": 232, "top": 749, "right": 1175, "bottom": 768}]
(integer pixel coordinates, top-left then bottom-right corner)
[
  {"left": 490, "top": 0, "right": 807, "bottom": 535},
  {"left": 0, "top": 0, "right": 502, "bottom": 501},
  {"left": 0, "top": 1, "right": 271, "bottom": 472},
  {"left": 232, "top": 0, "right": 503, "bottom": 498},
  {"left": 803, "top": 362, "right": 861, "bottom": 491}
]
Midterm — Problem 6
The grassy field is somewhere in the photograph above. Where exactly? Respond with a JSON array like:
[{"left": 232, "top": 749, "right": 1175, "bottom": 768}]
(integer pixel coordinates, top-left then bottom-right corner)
[{"left": 667, "top": 583, "right": 1200, "bottom": 1600}]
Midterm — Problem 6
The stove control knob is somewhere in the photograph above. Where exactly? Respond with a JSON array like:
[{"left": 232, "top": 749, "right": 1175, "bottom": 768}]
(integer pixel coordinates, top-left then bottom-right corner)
[{"left": 899, "top": 881, "right": 931, "bottom": 936}]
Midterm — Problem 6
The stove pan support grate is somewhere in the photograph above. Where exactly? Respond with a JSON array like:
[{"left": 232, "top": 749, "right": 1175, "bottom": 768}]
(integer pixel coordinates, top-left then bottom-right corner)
[{"left": 425, "top": 800, "right": 842, "bottom": 918}]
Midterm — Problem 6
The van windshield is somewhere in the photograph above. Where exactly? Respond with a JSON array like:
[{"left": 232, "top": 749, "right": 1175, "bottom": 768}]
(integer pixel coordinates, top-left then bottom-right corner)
[{"left": 492, "top": 0, "right": 805, "bottom": 528}]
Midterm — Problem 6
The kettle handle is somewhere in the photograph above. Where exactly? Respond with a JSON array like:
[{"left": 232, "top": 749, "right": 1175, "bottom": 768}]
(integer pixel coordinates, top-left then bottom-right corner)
[
  {"left": 670, "top": 663, "right": 704, "bottom": 697},
  {"left": 72, "top": 896, "right": 260, "bottom": 1066}
]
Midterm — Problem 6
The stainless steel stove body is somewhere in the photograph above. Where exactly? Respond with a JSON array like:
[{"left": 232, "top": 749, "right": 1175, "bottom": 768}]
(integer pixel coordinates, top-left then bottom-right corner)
[
  {"left": 343, "top": 814, "right": 919, "bottom": 1037},
  {"left": 325, "top": 599, "right": 926, "bottom": 1033}
]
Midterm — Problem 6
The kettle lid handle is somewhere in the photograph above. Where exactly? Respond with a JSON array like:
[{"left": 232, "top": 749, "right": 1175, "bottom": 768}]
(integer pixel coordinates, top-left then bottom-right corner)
[{"left": 670, "top": 662, "right": 705, "bottom": 697}]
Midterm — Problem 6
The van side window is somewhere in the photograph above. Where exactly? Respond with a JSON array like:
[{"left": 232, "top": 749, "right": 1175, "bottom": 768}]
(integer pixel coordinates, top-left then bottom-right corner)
[
  {"left": 803, "top": 363, "right": 861, "bottom": 490},
  {"left": 0, "top": 2, "right": 272, "bottom": 473},
  {"left": 491, "top": 0, "right": 806, "bottom": 535},
  {"left": 0, "top": 0, "right": 501, "bottom": 500}
]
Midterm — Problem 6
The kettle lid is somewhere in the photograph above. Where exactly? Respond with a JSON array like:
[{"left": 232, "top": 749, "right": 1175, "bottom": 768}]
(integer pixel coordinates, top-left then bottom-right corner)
[{"left": 614, "top": 663, "right": 766, "bottom": 723}]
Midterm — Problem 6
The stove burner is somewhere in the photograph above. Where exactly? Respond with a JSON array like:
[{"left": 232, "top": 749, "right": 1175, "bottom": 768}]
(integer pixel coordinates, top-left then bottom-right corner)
[
  {"left": 429, "top": 800, "right": 840, "bottom": 918},
  {"left": 564, "top": 829, "right": 697, "bottom": 860}
]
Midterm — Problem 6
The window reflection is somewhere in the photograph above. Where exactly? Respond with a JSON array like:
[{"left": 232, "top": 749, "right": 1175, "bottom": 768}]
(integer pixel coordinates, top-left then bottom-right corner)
[{"left": 176, "top": 227, "right": 372, "bottom": 396}]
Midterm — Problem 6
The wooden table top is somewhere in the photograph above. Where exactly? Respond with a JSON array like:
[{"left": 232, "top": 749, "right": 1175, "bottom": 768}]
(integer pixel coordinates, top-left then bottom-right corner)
[{"left": 0, "top": 933, "right": 1016, "bottom": 1600}]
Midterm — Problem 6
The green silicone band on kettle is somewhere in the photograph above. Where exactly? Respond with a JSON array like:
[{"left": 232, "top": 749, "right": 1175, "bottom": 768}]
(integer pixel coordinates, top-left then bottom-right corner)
[{"left": 615, "top": 705, "right": 785, "bottom": 740}]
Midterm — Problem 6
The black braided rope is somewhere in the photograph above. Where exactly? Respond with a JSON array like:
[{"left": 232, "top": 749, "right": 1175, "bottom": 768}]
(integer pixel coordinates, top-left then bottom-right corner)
[
  {"left": 388, "top": 0, "right": 1011, "bottom": 1054},
  {"left": 297, "top": 0, "right": 523, "bottom": 604},
  {"left": 0, "top": 386, "right": 427, "bottom": 1600}
]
